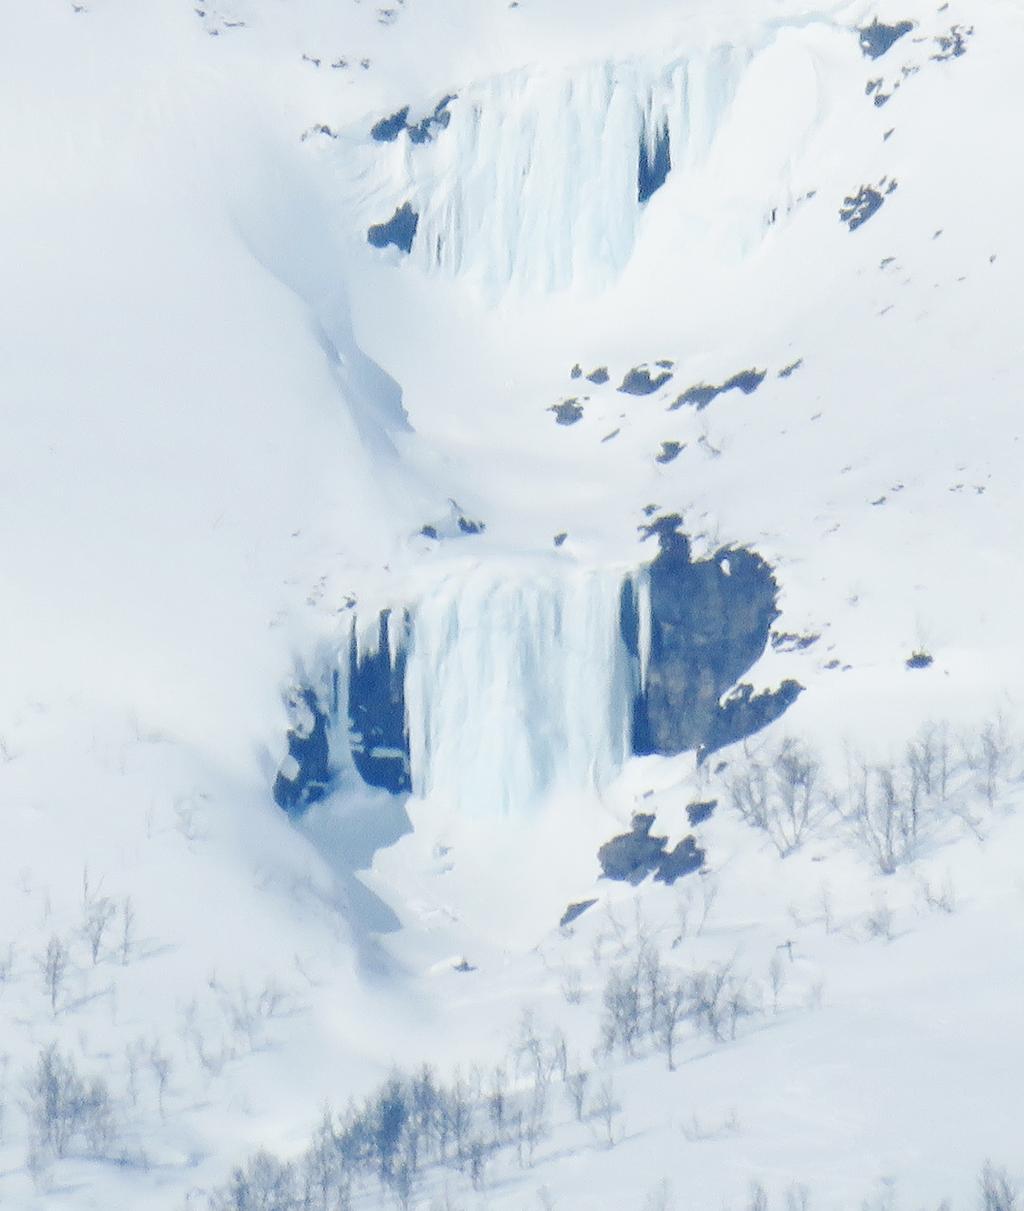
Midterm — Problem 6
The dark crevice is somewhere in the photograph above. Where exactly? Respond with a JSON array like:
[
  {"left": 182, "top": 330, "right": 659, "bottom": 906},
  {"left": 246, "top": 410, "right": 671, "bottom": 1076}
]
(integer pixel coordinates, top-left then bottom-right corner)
[{"left": 638, "top": 125, "right": 671, "bottom": 203}]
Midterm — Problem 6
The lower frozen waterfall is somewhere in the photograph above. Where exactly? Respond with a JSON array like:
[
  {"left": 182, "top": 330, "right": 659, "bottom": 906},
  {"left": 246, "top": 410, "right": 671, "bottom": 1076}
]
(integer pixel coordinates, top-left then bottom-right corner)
[{"left": 403, "top": 563, "right": 635, "bottom": 817}]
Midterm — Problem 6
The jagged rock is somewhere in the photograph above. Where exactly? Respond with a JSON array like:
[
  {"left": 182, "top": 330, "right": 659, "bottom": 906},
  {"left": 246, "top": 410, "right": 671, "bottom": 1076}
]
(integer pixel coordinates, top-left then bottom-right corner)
[
  {"left": 367, "top": 204, "right": 419, "bottom": 253},
  {"left": 858, "top": 19, "right": 914, "bottom": 60},
  {"left": 273, "top": 684, "right": 336, "bottom": 814},
  {"left": 598, "top": 814, "right": 704, "bottom": 885},
  {"left": 670, "top": 368, "right": 766, "bottom": 411},
  {"left": 686, "top": 799, "right": 717, "bottom": 826},
  {"left": 560, "top": 899, "right": 597, "bottom": 928},
  {"left": 626, "top": 519, "right": 802, "bottom": 756},
  {"left": 348, "top": 612, "right": 412, "bottom": 793},
  {"left": 619, "top": 366, "right": 673, "bottom": 395}
]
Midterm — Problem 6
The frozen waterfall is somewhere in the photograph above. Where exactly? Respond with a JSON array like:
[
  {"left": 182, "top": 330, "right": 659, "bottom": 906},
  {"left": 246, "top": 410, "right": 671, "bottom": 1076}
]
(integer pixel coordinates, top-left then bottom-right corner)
[
  {"left": 401, "top": 562, "right": 635, "bottom": 817},
  {"left": 347, "top": 47, "right": 751, "bottom": 292}
]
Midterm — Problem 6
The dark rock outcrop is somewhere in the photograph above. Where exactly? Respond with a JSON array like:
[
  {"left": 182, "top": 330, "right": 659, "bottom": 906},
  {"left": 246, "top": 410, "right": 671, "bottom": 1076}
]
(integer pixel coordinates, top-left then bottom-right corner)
[
  {"left": 670, "top": 368, "right": 766, "bottom": 411},
  {"left": 367, "top": 203, "right": 419, "bottom": 253},
  {"left": 371, "top": 96, "right": 456, "bottom": 143},
  {"left": 348, "top": 611, "right": 412, "bottom": 793},
  {"left": 686, "top": 799, "right": 717, "bottom": 826},
  {"left": 619, "top": 366, "right": 673, "bottom": 395},
  {"left": 598, "top": 814, "right": 704, "bottom": 885},
  {"left": 840, "top": 187, "right": 885, "bottom": 232},
  {"left": 560, "top": 899, "right": 598, "bottom": 928},
  {"left": 858, "top": 19, "right": 914, "bottom": 59},
  {"left": 638, "top": 125, "right": 671, "bottom": 203},
  {"left": 273, "top": 683, "right": 336, "bottom": 815},
  {"left": 549, "top": 399, "right": 584, "bottom": 425},
  {"left": 627, "top": 519, "right": 802, "bottom": 756}
]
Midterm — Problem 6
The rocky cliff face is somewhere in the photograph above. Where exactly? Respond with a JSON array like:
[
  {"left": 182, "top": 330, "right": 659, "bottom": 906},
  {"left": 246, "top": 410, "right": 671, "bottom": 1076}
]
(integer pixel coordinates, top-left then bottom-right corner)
[{"left": 628, "top": 521, "right": 801, "bottom": 757}]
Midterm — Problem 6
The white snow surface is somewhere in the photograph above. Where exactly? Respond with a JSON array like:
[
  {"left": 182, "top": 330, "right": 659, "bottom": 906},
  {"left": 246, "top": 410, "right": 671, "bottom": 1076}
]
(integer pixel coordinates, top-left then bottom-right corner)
[{"left": 2, "top": 0, "right": 1024, "bottom": 1207}]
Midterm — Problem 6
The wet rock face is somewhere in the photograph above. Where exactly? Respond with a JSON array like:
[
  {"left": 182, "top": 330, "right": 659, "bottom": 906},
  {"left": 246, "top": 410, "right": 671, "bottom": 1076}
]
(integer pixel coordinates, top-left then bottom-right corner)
[
  {"left": 348, "top": 611, "right": 412, "bottom": 794},
  {"left": 629, "top": 526, "right": 802, "bottom": 756}
]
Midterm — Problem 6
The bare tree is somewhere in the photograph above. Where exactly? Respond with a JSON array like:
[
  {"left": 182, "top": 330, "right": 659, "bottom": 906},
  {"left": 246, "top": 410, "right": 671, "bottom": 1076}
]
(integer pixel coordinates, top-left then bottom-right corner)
[
  {"left": 591, "top": 1078, "right": 621, "bottom": 1148},
  {"left": 972, "top": 716, "right": 1013, "bottom": 809},
  {"left": 601, "top": 964, "right": 642, "bottom": 1057},
  {"left": 852, "top": 762, "right": 918, "bottom": 874},
  {"left": 768, "top": 953, "right": 786, "bottom": 1014},
  {"left": 38, "top": 936, "right": 69, "bottom": 1015},
  {"left": 210, "top": 1149, "right": 300, "bottom": 1211},
  {"left": 564, "top": 1065, "right": 590, "bottom": 1121},
  {"left": 688, "top": 962, "right": 733, "bottom": 1042},
  {"left": 485, "top": 1064, "right": 507, "bottom": 1144},
  {"left": 980, "top": 1162, "right": 1019, "bottom": 1211},
  {"left": 149, "top": 1042, "right": 172, "bottom": 1118},
  {"left": 522, "top": 1083, "right": 548, "bottom": 1167},
  {"left": 641, "top": 947, "right": 666, "bottom": 1036},
  {"left": 119, "top": 897, "right": 135, "bottom": 966},
  {"left": 748, "top": 1182, "right": 769, "bottom": 1211},
  {"left": 786, "top": 1182, "right": 811, "bottom": 1211},
  {"left": 655, "top": 977, "right": 687, "bottom": 1071},
  {"left": 0, "top": 943, "right": 15, "bottom": 988},
  {"left": 23, "top": 1044, "right": 116, "bottom": 1161},
  {"left": 729, "top": 739, "right": 831, "bottom": 855},
  {"left": 83, "top": 897, "right": 116, "bottom": 966}
]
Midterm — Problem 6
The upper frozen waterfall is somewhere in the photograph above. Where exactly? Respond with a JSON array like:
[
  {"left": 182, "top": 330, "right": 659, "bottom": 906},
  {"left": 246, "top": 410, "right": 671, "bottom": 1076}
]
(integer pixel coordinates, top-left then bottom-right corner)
[
  {"left": 403, "top": 562, "right": 635, "bottom": 817},
  {"left": 345, "top": 46, "right": 755, "bottom": 292}
]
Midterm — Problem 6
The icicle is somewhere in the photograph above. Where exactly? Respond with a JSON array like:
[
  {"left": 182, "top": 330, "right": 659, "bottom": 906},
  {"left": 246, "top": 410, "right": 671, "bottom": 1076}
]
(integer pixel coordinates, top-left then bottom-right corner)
[{"left": 635, "top": 568, "right": 652, "bottom": 694}]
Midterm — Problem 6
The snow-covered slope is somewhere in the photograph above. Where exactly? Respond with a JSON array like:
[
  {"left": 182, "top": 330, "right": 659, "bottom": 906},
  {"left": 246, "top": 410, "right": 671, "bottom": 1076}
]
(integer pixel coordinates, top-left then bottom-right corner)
[{"left": 2, "top": 0, "right": 1022, "bottom": 1207}]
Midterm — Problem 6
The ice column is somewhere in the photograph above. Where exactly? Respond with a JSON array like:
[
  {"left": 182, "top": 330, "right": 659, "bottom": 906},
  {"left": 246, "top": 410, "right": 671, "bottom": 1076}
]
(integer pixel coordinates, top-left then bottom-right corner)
[{"left": 404, "top": 562, "right": 634, "bottom": 816}]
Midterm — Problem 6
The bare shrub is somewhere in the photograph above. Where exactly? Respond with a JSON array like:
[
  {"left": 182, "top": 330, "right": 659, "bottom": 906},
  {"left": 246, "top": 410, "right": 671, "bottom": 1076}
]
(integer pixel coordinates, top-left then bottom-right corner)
[
  {"left": 980, "top": 1161, "right": 1019, "bottom": 1211},
  {"left": 590, "top": 1078, "right": 621, "bottom": 1148},
  {"left": 728, "top": 739, "right": 832, "bottom": 855},
  {"left": 23, "top": 1044, "right": 117, "bottom": 1161},
  {"left": 210, "top": 1150, "right": 301, "bottom": 1211},
  {"left": 37, "top": 936, "right": 69, "bottom": 1015},
  {"left": 850, "top": 762, "right": 918, "bottom": 874},
  {"left": 83, "top": 897, "right": 116, "bottom": 965}
]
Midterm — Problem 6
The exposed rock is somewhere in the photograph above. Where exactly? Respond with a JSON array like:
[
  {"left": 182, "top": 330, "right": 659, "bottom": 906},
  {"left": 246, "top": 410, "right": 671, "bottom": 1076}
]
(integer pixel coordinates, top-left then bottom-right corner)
[
  {"left": 771, "top": 631, "right": 820, "bottom": 652},
  {"left": 708, "top": 680, "right": 804, "bottom": 751},
  {"left": 598, "top": 814, "right": 704, "bottom": 885},
  {"left": 686, "top": 799, "right": 717, "bottom": 826},
  {"left": 638, "top": 125, "right": 671, "bottom": 203},
  {"left": 858, "top": 19, "right": 914, "bottom": 60},
  {"left": 627, "top": 519, "right": 802, "bottom": 756},
  {"left": 348, "top": 611, "right": 412, "bottom": 793},
  {"left": 932, "top": 24, "right": 973, "bottom": 60},
  {"left": 367, "top": 203, "right": 419, "bottom": 253},
  {"left": 273, "top": 684, "right": 335, "bottom": 814},
  {"left": 654, "top": 837, "right": 704, "bottom": 884},
  {"left": 549, "top": 399, "right": 584, "bottom": 425},
  {"left": 670, "top": 368, "right": 766, "bottom": 411},
  {"left": 560, "top": 899, "right": 597, "bottom": 928},
  {"left": 619, "top": 366, "right": 673, "bottom": 395},
  {"left": 840, "top": 186, "right": 885, "bottom": 232},
  {"left": 371, "top": 95, "right": 456, "bottom": 143}
]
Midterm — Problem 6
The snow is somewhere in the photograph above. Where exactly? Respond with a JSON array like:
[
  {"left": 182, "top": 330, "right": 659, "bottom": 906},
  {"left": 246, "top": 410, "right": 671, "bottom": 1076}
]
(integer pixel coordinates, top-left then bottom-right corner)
[{"left": 2, "top": 0, "right": 1024, "bottom": 1205}]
